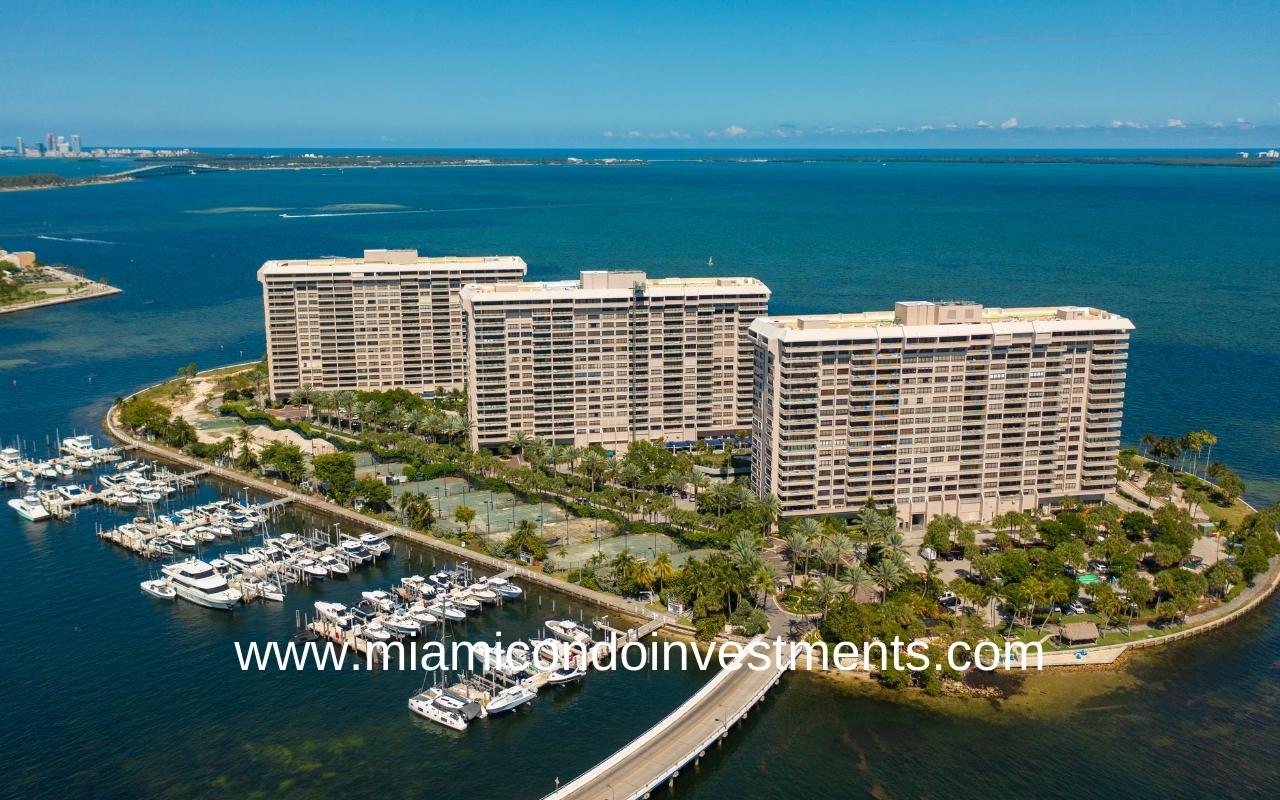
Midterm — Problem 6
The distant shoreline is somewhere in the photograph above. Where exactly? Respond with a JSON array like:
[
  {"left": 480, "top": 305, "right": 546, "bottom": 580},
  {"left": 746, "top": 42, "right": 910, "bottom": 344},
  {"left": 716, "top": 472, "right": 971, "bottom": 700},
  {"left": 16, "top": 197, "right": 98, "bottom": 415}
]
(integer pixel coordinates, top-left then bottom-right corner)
[
  {"left": 0, "top": 265, "right": 122, "bottom": 315},
  {"left": 2, "top": 151, "right": 1275, "bottom": 193}
]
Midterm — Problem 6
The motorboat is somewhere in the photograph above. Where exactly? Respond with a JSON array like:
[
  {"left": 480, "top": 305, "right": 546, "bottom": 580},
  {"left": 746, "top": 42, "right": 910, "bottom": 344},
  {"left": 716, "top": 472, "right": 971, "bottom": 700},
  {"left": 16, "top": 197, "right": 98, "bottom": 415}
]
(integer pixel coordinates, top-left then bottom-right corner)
[
  {"left": 359, "top": 532, "right": 391, "bottom": 555},
  {"left": 138, "top": 490, "right": 163, "bottom": 504},
  {"left": 361, "top": 590, "right": 395, "bottom": 612},
  {"left": 339, "top": 538, "right": 373, "bottom": 563},
  {"left": 147, "top": 539, "right": 175, "bottom": 558},
  {"left": 318, "top": 554, "right": 350, "bottom": 577},
  {"left": 15, "top": 469, "right": 36, "bottom": 485},
  {"left": 407, "top": 602, "right": 438, "bottom": 627},
  {"left": 226, "top": 514, "right": 257, "bottom": 531},
  {"left": 471, "top": 642, "right": 531, "bottom": 677},
  {"left": 37, "top": 463, "right": 59, "bottom": 480},
  {"left": 0, "top": 447, "right": 22, "bottom": 472},
  {"left": 295, "top": 558, "right": 328, "bottom": 581},
  {"left": 315, "top": 601, "right": 352, "bottom": 625},
  {"left": 161, "top": 558, "right": 243, "bottom": 610},
  {"left": 408, "top": 687, "right": 477, "bottom": 731},
  {"left": 360, "top": 620, "right": 393, "bottom": 642},
  {"left": 9, "top": 494, "right": 51, "bottom": 522},
  {"left": 0, "top": 473, "right": 16, "bottom": 487},
  {"left": 55, "top": 484, "right": 91, "bottom": 505},
  {"left": 224, "top": 552, "right": 264, "bottom": 572},
  {"left": 208, "top": 558, "right": 236, "bottom": 578},
  {"left": 54, "top": 462, "right": 74, "bottom": 477},
  {"left": 140, "top": 578, "right": 176, "bottom": 600},
  {"left": 484, "top": 683, "right": 537, "bottom": 715},
  {"left": 427, "top": 600, "right": 467, "bottom": 622},
  {"left": 383, "top": 612, "right": 422, "bottom": 637},
  {"left": 115, "top": 493, "right": 139, "bottom": 507},
  {"left": 190, "top": 526, "right": 217, "bottom": 543},
  {"left": 400, "top": 575, "right": 432, "bottom": 595},
  {"left": 448, "top": 590, "right": 481, "bottom": 612},
  {"left": 547, "top": 665, "right": 586, "bottom": 686},
  {"left": 467, "top": 583, "right": 499, "bottom": 604},
  {"left": 487, "top": 576, "right": 523, "bottom": 598},
  {"left": 243, "top": 579, "right": 285, "bottom": 602},
  {"left": 545, "top": 619, "right": 592, "bottom": 645},
  {"left": 428, "top": 570, "right": 457, "bottom": 590},
  {"left": 166, "top": 531, "right": 197, "bottom": 550},
  {"left": 115, "top": 459, "right": 139, "bottom": 473}
]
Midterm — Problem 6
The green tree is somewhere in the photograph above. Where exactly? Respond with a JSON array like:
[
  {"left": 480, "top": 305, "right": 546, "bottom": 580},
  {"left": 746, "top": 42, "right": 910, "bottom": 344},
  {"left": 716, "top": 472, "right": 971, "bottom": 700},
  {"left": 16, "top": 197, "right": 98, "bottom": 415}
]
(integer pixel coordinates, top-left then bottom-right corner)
[
  {"left": 312, "top": 452, "right": 356, "bottom": 502},
  {"left": 505, "top": 519, "right": 548, "bottom": 561},
  {"left": 353, "top": 476, "right": 392, "bottom": 510}
]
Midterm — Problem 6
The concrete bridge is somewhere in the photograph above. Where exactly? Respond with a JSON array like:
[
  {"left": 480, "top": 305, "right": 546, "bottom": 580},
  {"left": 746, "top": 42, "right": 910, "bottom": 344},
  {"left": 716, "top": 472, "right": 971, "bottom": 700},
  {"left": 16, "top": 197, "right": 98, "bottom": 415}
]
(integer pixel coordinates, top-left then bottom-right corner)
[
  {"left": 543, "top": 637, "right": 786, "bottom": 800},
  {"left": 109, "top": 162, "right": 229, "bottom": 178}
]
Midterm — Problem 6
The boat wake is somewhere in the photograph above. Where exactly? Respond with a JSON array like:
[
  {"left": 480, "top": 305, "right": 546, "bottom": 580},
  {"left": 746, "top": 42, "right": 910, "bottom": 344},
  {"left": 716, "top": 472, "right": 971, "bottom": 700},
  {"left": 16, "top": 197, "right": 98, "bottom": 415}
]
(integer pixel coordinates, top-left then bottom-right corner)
[
  {"left": 36, "top": 235, "right": 115, "bottom": 244},
  {"left": 279, "top": 201, "right": 628, "bottom": 219}
]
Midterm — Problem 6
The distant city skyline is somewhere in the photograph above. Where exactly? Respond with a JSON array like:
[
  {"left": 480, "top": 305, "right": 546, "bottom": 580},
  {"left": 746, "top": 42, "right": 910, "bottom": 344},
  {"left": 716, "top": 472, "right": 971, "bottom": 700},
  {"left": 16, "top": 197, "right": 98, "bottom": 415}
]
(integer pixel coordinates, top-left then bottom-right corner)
[{"left": 4, "top": 1, "right": 1278, "bottom": 148}]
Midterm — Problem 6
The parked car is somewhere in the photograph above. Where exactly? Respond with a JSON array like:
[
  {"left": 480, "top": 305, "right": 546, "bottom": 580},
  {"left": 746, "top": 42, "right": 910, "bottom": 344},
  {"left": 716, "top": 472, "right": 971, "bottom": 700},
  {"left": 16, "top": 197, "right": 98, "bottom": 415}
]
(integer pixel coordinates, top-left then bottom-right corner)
[
  {"left": 1067, "top": 601, "right": 1088, "bottom": 615},
  {"left": 1088, "top": 560, "right": 1109, "bottom": 575}
]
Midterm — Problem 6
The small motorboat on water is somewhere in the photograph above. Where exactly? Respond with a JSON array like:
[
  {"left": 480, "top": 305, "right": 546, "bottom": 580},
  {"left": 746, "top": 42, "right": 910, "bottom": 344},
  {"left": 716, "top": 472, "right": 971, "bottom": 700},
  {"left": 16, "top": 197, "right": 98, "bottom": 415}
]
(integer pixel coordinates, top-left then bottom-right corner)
[
  {"left": 314, "top": 601, "right": 351, "bottom": 625},
  {"left": 318, "top": 554, "right": 350, "bottom": 577},
  {"left": 487, "top": 576, "right": 523, "bottom": 598},
  {"left": 407, "top": 602, "right": 438, "bottom": 627},
  {"left": 428, "top": 600, "right": 467, "bottom": 622},
  {"left": 484, "top": 683, "right": 538, "bottom": 715},
  {"left": 448, "top": 591, "right": 481, "bottom": 612},
  {"left": 54, "top": 462, "right": 74, "bottom": 477},
  {"left": 115, "top": 493, "right": 139, "bottom": 507},
  {"left": 295, "top": 558, "right": 328, "bottom": 581},
  {"left": 147, "top": 539, "right": 175, "bottom": 558},
  {"left": 189, "top": 526, "right": 217, "bottom": 543},
  {"left": 383, "top": 612, "right": 422, "bottom": 637},
  {"left": 360, "top": 620, "right": 393, "bottom": 642},
  {"left": 225, "top": 552, "right": 263, "bottom": 572},
  {"left": 9, "top": 493, "right": 51, "bottom": 522},
  {"left": 361, "top": 590, "right": 395, "bottom": 612},
  {"left": 140, "top": 578, "right": 176, "bottom": 600},
  {"left": 547, "top": 665, "right": 586, "bottom": 686},
  {"left": 340, "top": 538, "right": 373, "bottom": 563},
  {"left": 166, "top": 531, "right": 197, "bottom": 550},
  {"left": 545, "top": 619, "right": 592, "bottom": 645},
  {"left": 359, "top": 532, "right": 391, "bottom": 555},
  {"left": 467, "top": 583, "right": 499, "bottom": 604}
]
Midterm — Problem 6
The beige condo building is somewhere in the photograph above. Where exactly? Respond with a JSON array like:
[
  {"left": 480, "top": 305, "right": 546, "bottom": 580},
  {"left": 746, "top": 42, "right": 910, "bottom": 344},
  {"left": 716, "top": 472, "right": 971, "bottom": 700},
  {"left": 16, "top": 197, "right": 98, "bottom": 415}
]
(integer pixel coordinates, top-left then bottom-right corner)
[
  {"left": 461, "top": 270, "right": 771, "bottom": 451},
  {"left": 749, "top": 301, "right": 1132, "bottom": 526},
  {"left": 257, "top": 249, "right": 527, "bottom": 398}
]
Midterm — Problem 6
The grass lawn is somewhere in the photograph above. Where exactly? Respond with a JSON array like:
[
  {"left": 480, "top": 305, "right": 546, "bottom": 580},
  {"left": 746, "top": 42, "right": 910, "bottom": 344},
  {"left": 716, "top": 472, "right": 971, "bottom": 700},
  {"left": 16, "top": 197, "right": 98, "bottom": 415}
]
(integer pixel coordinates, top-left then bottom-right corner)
[{"left": 1201, "top": 497, "right": 1251, "bottom": 528}]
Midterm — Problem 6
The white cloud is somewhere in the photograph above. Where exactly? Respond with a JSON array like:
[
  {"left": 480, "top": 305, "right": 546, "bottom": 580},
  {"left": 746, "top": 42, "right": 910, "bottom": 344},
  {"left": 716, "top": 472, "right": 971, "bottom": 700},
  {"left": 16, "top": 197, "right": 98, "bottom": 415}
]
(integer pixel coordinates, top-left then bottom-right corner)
[
  {"left": 1000, "top": 117, "right": 1019, "bottom": 129},
  {"left": 626, "top": 130, "right": 642, "bottom": 138},
  {"left": 944, "top": 122, "right": 959, "bottom": 130},
  {"left": 601, "top": 131, "right": 615, "bottom": 138},
  {"left": 918, "top": 124, "right": 936, "bottom": 131},
  {"left": 1110, "top": 119, "right": 1145, "bottom": 129},
  {"left": 1209, "top": 121, "right": 1224, "bottom": 128},
  {"left": 668, "top": 129, "right": 690, "bottom": 140},
  {"left": 1166, "top": 118, "right": 1185, "bottom": 128},
  {"left": 864, "top": 127, "right": 888, "bottom": 134},
  {"left": 724, "top": 125, "right": 750, "bottom": 138},
  {"left": 975, "top": 119, "right": 992, "bottom": 128}
]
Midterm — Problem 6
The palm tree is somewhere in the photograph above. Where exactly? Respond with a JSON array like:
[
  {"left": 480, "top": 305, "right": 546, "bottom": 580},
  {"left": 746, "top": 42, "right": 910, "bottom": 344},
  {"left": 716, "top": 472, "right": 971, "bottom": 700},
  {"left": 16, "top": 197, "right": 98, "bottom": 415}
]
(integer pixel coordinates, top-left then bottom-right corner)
[
  {"left": 689, "top": 471, "right": 711, "bottom": 504},
  {"left": 816, "top": 574, "right": 842, "bottom": 619},
  {"left": 795, "top": 517, "right": 823, "bottom": 576},
  {"left": 1140, "top": 432, "right": 1158, "bottom": 458},
  {"left": 782, "top": 529, "right": 808, "bottom": 581},
  {"left": 754, "top": 492, "right": 782, "bottom": 538},
  {"left": 841, "top": 563, "right": 874, "bottom": 601},
  {"left": 511, "top": 430, "right": 531, "bottom": 459},
  {"left": 1199, "top": 430, "right": 1217, "bottom": 477},
  {"left": 869, "top": 559, "right": 904, "bottom": 602},
  {"left": 652, "top": 551, "right": 675, "bottom": 594}
]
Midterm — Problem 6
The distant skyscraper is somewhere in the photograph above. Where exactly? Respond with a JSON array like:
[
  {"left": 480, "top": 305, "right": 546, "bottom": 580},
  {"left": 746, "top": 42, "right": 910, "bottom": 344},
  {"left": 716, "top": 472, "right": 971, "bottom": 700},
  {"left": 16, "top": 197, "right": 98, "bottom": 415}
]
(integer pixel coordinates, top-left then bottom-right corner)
[
  {"left": 45, "top": 132, "right": 55, "bottom": 152},
  {"left": 15, "top": 136, "right": 23, "bottom": 156},
  {"left": 71, "top": 134, "right": 81, "bottom": 155}
]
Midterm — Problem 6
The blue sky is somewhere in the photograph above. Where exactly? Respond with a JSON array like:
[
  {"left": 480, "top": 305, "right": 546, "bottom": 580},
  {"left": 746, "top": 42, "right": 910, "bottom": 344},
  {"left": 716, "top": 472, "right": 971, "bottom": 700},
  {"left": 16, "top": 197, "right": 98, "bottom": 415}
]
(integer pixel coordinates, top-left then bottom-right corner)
[{"left": 4, "top": 0, "right": 1277, "bottom": 147}]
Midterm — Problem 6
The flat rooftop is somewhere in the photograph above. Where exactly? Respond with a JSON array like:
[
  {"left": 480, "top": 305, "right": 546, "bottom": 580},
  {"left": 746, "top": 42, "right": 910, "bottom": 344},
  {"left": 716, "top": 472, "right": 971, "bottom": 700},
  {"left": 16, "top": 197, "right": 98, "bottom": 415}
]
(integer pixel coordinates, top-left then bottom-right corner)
[
  {"left": 461, "top": 270, "right": 769, "bottom": 300},
  {"left": 258, "top": 249, "right": 527, "bottom": 274},
  {"left": 752, "top": 301, "right": 1132, "bottom": 341}
]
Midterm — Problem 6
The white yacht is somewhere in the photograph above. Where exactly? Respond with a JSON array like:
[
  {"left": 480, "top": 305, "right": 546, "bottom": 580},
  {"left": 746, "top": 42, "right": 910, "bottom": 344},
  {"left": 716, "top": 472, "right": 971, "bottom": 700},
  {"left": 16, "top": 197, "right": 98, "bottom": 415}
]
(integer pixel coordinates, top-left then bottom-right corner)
[
  {"left": 383, "top": 612, "right": 422, "bottom": 637},
  {"left": 487, "top": 576, "right": 523, "bottom": 598},
  {"left": 359, "top": 533, "right": 391, "bottom": 555},
  {"left": 140, "top": 578, "right": 176, "bottom": 600},
  {"left": 55, "top": 484, "right": 91, "bottom": 505},
  {"left": 161, "top": 559, "right": 243, "bottom": 610},
  {"left": 61, "top": 435, "right": 98, "bottom": 458},
  {"left": 361, "top": 590, "right": 395, "bottom": 612},
  {"left": 545, "top": 619, "right": 592, "bottom": 645},
  {"left": 9, "top": 493, "right": 51, "bottom": 522},
  {"left": 314, "top": 601, "right": 352, "bottom": 626},
  {"left": 224, "top": 552, "right": 264, "bottom": 572},
  {"left": 484, "top": 683, "right": 538, "bottom": 715},
  {"left": 318, "top": 554, "right": 350, "bottom": 577},
  {"left": 467, "top": 582, "right": 499, "bottom": 604}
]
